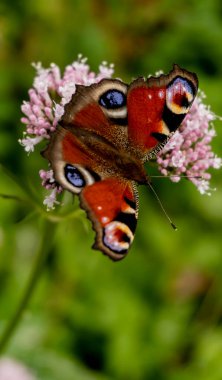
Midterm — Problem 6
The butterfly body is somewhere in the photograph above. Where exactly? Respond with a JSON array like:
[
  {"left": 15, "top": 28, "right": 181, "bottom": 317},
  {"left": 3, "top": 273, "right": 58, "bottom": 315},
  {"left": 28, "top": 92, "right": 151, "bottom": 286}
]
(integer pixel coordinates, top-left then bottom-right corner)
[{"left": 43, "top": 65, "right": 198, "bottom": 261}]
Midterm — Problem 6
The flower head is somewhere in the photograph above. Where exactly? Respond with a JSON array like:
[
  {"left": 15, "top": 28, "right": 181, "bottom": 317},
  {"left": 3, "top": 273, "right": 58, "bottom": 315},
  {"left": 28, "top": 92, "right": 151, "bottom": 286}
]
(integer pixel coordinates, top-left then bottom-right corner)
[
  {"left": 20, "top": 55, "right": 114, "bottom": 209},
  {"left": 157, "top": 91, "right": 222, "bottom": 194},
  {"left": 20, "top": 57, "right": 221, "bottom": 208},
  {"left": 20, "top": 55, "right": 114, "bottom": 143}
]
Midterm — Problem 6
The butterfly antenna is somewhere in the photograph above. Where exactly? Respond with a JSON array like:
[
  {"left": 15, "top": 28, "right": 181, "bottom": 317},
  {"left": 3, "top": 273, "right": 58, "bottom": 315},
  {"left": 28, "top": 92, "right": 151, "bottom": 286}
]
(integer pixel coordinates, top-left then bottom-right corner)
[
  {"left": 150, "top": 175, "right": 203, "bottom": 179},
  {"left": 146, "top": 178, "right": 177, "bottom": 230}
]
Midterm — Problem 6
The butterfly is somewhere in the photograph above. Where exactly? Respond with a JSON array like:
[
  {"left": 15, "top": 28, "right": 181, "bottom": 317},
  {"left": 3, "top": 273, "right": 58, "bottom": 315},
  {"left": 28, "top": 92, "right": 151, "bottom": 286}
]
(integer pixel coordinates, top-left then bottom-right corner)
[{"left": 43, "top": 64, "right": 198, "bottom": 261}]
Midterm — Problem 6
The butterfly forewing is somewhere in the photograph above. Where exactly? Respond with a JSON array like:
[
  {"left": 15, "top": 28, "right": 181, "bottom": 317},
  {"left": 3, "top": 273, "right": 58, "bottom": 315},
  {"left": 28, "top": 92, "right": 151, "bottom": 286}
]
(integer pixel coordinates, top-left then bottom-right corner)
[{"left": 127, "top": 64, "right": 198, "bottom": 158}]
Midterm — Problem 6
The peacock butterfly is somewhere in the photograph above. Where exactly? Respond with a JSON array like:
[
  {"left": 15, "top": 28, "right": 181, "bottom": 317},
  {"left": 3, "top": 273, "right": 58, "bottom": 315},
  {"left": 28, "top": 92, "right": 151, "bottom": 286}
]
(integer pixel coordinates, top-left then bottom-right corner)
[{"left": 43, "top": 64, "right": 198, "bottom": 261}]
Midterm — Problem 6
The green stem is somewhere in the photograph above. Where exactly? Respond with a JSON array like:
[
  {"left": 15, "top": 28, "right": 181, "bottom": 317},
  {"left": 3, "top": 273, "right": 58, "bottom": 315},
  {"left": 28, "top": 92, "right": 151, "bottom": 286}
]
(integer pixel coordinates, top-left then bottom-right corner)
[
  {"left": 0, "top": 219, "right": 55, "bottom": 353},
  {"left": 0, "top": 193, "right": 27, "bottom": 202}
]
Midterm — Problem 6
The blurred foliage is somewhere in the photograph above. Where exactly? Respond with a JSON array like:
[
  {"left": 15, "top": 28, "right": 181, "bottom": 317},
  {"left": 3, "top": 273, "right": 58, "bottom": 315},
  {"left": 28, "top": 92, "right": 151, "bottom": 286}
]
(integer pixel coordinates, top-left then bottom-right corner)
[{"left": 0, "top": 0, "right": 222, "bottom": 379}]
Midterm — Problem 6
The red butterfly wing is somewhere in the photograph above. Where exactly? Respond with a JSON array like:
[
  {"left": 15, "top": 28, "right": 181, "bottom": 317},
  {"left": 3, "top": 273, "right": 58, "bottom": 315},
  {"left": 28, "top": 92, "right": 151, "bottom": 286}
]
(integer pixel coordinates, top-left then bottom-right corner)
[
  {"left": 61, "top": 78, "right": 128, "bottom": 148},
  {"left": 127, "top": 65, "right": 198, "bottom": 157},
  {"left": 80, "top": 178, "right": 138, "bottom": 261}
]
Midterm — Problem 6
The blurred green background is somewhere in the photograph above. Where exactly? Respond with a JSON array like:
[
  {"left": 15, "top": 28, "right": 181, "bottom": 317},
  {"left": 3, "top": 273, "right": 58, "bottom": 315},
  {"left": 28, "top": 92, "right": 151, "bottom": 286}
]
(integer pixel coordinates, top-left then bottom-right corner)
[{"left": 0, "top": 1, "right": 222, "bottom": 379}]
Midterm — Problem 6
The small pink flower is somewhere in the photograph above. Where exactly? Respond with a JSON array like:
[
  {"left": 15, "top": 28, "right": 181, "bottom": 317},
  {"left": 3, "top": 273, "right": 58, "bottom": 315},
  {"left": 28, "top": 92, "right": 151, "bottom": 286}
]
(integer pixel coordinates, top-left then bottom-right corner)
[
  {"left": 39, "top": 169, "right": 62, "bottom": 191},
  {"left": 39, "top": 169, "right": 63, "bottom": 210},
  {"left": 43, "top": 188, "right": 61, "bottom": 211},
  {"left": 18, "top": 135, "right": 45, "bottom": 153}
]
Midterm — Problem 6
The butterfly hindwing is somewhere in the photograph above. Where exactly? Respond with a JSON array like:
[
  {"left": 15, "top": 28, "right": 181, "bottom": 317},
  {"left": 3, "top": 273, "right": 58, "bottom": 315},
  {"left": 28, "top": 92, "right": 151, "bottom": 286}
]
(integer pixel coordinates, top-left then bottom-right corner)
[{"left": 80, "top": 178, "right": 138, "bottom": 261}]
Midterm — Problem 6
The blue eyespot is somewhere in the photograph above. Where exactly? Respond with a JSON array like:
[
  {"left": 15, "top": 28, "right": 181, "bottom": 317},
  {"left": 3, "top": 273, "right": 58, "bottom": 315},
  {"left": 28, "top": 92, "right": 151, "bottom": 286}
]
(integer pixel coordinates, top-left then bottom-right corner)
[
  {"left": 99, "top": 90, "right": 126, "bottom": 109},
  {"left": 171, "top": 77, "right": 194, "bottom": 97},
  {"left": 64, "top": 164, "right": 85, "bottom": 188},
  {"left": 166, "top": 77, "right": 195, "bottom": 114}
]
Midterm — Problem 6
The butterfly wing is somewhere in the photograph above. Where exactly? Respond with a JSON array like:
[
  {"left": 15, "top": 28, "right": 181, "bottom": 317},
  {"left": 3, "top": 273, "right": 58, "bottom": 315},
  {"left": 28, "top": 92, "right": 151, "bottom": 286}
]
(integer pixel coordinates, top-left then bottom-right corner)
[
  {"left": 127, "top": 64, "right": 198, "bottom": 159},
  {"left": 61, "top": 78, "right": 129, "bottom": 149},
  {"left": 43, "top": 130, "right": 138, "bottom": 260},
  {"left": 43, "top": 126, "right": 100, "bottom": 194},
  {"left": 80, "top": 178, "right": 138, "bottom": 261}
]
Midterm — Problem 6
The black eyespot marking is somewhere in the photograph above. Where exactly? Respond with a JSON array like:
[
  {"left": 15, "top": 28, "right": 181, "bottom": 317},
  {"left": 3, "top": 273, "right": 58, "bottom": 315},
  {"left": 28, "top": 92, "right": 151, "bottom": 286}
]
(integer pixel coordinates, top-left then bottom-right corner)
[
  {"left": 99, "top": 90, "right": 126, "bottom": 109},
  {"left": 163, "top": 106, "right": 185, "bottom": 132},
  {"left": 120, "top": 232, "right": 131, "bottom": 244},
  {"left": 109, "top": 117, "right": 128, "bottom": 126},
  {"left": 151, "top": 132, "right": 168, "bottom": 143},
  {"left": 115, "top": 212, "right": 137, "bottom": 234},
  {"left": 124, "top": 196, "right": 136, "bottom": 210},
  {"left": 87, "top": 168, "right": 101, "bottom": 182},
  {"left": 102, "top": 221, "right": 133, "bottom": 255},
  {"left": 64, "top": 164, "right": 86, "bottom": 188}
]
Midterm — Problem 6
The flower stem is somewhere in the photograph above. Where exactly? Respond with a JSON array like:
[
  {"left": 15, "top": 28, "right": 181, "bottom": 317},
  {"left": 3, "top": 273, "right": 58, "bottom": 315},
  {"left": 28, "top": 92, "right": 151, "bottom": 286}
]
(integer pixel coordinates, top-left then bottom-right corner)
[{"left": 0, "top": 219, "right": 55, "bottom": 353}]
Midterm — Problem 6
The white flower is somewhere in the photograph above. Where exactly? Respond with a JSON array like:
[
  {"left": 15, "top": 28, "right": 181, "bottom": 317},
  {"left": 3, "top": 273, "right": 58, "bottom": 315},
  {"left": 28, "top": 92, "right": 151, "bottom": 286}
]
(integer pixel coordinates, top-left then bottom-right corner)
[
  {"left": 53, "top": 103, "right": 65, "bottom": 121},
  {"left": 59, "top": 82, "right": 76, "bottom": 105},
  {"left": 19, "top": 136, "right": 44, "bottom": 153},
  {"left": 171, "top": 152, "right": 185, "bottom": 168},
  {"left": 196, "top": 179, "right": 212, "bottom": 195},
  {"left": 43, "top": 188, "right": 60, "bottom": 210},
  {"left": 212, "top": 156, "right": 222, "bottom": 169}
]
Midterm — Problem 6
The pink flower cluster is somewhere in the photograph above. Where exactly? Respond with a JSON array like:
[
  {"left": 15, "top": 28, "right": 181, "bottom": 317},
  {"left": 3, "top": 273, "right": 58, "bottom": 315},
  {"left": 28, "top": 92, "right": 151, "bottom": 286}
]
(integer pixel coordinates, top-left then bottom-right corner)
[
  {"left": 157, "top": 92, "right": 222, "bottom": 195},
  {"left": 19, "top": 55, "right": 114, "bottom": 153},
  {"left": 19, "top": 55, "right": 114, "bottom": 209},
  {"left": 19, "top": 56, "right": 221, "bottom": 209}
]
